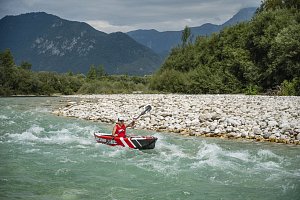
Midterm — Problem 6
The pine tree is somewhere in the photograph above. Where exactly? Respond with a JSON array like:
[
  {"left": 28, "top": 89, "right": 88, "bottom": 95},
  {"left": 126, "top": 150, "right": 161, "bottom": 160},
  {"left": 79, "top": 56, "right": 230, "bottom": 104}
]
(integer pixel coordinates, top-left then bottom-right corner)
[{"left": 87, "top": 65, "right": 97, "bottom": 80}]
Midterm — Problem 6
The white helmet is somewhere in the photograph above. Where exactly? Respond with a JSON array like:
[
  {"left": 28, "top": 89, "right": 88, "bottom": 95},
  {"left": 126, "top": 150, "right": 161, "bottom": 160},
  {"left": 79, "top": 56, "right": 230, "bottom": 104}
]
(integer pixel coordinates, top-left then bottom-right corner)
[{"left": 118, "top": 115, "right": 125, "bottom": 121}]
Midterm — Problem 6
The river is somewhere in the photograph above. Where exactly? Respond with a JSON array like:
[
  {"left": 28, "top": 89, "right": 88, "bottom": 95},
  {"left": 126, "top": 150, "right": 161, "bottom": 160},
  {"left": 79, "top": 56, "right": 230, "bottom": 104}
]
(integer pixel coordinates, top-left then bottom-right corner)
[{"left": 0, "top": 97, "right": 299, "bottom": 200}]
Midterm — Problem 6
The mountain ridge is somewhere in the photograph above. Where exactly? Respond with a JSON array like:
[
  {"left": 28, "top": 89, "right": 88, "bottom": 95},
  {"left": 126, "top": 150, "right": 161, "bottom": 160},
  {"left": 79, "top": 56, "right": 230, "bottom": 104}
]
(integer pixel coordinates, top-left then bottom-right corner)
[
  {"left": 0, "top": 12, "right": 162, "bottom": 75},
  {"left": 127, "top": 7, "right": 257, "bottom": 57}
]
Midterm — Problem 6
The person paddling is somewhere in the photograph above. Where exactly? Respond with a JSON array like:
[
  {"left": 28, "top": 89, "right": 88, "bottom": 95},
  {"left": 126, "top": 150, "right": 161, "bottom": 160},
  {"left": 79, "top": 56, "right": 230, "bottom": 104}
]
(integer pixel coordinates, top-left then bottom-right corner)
[{"left": 112, "top": 116, "right": 136, "bottom": 137}]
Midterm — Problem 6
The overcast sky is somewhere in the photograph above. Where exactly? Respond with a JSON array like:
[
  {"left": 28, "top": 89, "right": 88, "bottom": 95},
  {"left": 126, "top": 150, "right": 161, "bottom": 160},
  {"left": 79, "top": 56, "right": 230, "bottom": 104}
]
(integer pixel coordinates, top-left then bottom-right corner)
[{"left": 0, "top": 0, "right": 261, "bottom": 33}]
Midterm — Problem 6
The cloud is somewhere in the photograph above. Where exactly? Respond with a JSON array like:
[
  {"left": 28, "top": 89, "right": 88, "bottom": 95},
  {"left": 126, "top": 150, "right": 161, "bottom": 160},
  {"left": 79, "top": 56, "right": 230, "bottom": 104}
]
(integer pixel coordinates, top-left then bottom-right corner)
[
  {"left": 87, "top": 20, "right": 135, "bottom": 33},
  {"left": 0, "top": 0, "right": 261, "bottom": 33}
]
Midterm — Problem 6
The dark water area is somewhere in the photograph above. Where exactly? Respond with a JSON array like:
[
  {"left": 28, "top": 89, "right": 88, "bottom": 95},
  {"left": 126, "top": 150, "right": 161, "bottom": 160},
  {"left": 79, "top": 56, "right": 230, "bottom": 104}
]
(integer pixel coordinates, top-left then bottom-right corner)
[{"left": 0, "top": 97, "right": 299, "bottom": 199}]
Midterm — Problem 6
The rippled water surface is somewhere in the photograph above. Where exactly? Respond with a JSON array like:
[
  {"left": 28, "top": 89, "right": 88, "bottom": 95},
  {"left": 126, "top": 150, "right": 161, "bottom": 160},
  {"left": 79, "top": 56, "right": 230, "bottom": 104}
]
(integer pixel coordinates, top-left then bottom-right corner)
[{"left": 1, "top": 97, "right": 299, "bottom": 200}]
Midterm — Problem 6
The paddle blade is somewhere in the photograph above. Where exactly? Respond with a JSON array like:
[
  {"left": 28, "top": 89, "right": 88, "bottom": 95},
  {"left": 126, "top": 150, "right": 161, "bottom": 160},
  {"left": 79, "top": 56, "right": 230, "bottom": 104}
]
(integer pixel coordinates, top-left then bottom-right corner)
[
  {"left": 141, "top": 105, "right": 152, "bottom": 115},
  {"left": 145, "top": 105, "right": 152, "bottom": 112},
  {"left": 135, "top": 105, "right": 152, "bottom": 119}
]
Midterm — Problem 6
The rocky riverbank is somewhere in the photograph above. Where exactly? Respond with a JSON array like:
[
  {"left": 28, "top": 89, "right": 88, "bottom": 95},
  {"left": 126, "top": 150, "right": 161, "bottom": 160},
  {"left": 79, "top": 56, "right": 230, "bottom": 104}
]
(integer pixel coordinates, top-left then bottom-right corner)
[{"left": 52, "top": 94, "right": 300, "bottom": 145}]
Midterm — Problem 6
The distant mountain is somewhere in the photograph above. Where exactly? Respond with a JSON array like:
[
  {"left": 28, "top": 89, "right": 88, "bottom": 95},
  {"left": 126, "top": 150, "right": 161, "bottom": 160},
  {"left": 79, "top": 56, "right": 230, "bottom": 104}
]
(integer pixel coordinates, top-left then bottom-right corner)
[
  {"left": 127, "top": 7, "right": 257, "bottom": 57},
  {"left": 0, "top": 12, "right": 162, "bottom": 75},
  {"left": 221, "top": 7, "right": 257, "bottom": 27}
]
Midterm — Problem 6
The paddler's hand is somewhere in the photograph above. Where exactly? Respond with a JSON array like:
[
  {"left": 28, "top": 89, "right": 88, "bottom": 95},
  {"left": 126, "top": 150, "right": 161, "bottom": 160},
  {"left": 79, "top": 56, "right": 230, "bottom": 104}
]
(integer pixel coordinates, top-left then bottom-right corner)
[
  {"left": 127, "top": 118, "right": 136, "bottom": 128},
  {"left": 132, "top": 118, "right": 137, "bottom": 125}
]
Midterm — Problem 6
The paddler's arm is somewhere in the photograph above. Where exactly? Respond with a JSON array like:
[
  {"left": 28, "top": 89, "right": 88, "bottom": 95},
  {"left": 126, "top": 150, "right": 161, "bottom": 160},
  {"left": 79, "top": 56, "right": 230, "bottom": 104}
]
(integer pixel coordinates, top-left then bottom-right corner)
[
  {"left": 112, "top": 125, "right": 117, "bottom": 137},
  {"left": 126, "top": 118, "right": 136, "bottom": 128}
]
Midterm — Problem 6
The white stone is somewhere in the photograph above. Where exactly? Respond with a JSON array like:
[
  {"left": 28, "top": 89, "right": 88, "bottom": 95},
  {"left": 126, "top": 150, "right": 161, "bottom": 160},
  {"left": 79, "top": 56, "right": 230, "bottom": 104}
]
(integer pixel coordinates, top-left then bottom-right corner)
[
  {"left": 227, "top": 118, "right": 241, "bottom": 127},
  {"left": 214, "top": 129, "right": 221, "bottom": 134},
  {"left": 275, "top": 132, "right": 281, "bottom": 137},
  {"left": 268, "top": 120, "right": 278, "bottom": 127}
]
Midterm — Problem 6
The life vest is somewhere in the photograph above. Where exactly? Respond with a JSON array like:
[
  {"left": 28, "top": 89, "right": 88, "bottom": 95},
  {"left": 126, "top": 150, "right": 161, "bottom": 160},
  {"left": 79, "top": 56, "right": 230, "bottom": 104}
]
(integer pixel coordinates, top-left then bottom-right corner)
[{"left": 115, "top": 124, "right": 126, "bottom": 137}]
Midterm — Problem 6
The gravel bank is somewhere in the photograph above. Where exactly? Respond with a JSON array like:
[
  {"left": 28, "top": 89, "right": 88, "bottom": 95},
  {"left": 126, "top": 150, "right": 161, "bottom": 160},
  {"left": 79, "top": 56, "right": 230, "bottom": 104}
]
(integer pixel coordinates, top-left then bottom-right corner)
[{"left": 52, "top": 94, "right": 300, "bottom": 144}]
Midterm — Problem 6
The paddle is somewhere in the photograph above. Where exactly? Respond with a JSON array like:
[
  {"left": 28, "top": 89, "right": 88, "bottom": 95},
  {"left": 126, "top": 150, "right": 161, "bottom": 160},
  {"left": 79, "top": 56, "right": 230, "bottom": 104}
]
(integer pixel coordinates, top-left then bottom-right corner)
[
  {"left": 135, "top": 105, "right": 152, "bottom": 120},
  {"left": 113, "top": 105, "right": 152, "bottom": 137},
  {"left": 126, "top": 105, "right": 151, "bottom": 132}
]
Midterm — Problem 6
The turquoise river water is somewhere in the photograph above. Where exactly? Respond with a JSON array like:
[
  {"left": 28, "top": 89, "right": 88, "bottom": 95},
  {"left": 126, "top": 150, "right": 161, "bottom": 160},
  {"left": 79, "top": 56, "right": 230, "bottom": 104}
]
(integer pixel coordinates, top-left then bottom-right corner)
[{"left": 0, "top": 97, "right": 299, "bottom": 200}]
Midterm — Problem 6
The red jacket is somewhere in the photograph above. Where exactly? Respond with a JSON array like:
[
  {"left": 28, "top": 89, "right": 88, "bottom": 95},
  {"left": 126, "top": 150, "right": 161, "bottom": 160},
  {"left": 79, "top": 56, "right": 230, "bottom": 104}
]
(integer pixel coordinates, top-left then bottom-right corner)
[{"left": 115, "top": 124, "right": 126, "bottom": 137}]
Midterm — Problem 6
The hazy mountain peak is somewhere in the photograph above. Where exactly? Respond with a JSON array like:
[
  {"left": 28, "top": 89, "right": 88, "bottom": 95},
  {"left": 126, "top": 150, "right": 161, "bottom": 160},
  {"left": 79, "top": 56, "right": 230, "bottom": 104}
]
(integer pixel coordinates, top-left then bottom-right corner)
[{"left": 222, "top": 7, "right": 257, "bottom": 27}]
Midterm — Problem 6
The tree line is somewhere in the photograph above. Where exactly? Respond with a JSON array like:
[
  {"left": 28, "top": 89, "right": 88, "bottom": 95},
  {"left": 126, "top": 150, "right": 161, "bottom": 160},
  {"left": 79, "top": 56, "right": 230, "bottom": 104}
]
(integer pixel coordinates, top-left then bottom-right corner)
[
  {"left": 0, "top": 49, "right": 150, "bottom": 96},
  {"left": 149, "top": 0, "right": 300, "bottom": 95}
]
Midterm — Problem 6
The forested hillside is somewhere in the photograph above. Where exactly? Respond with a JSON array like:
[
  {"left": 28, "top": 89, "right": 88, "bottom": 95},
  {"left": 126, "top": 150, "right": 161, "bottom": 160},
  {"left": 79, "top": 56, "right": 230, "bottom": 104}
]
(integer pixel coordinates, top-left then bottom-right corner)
[{"left": 149, "top": 0, "right": 300, "bottom": 95}]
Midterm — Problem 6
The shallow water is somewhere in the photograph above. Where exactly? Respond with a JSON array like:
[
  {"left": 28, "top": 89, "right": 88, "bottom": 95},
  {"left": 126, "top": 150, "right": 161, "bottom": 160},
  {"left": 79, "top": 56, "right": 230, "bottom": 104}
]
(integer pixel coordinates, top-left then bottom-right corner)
[{"left": 0, "top": 97, "right": 299, "bottom": 200}]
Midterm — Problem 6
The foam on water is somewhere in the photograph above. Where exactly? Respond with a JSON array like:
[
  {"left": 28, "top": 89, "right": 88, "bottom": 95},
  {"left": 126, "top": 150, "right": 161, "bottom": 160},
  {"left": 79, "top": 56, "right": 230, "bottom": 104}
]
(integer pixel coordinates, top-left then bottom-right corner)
[
  {"left": 46, "top": 132, "right": 93, "bottom": 146},
  {"left": 48, "top": 128, "right": 70, "bottom": 135},
  {"left": 188, "top": 140, "right": 291, "bottom": 178},
  {"left": 103, "top": 146, "right": 128, "bottom": 158},
  {"left": 8, "top": 131, "right": 40, "bottom": 142},
  {"left": 152, "top": 132, "right": 165, "bottom": 140},
  {"left": 5, "top": 123, "right": 95, "bottom": 147},
  {"left": 156, "top": 141, "right": 188, "bottom": 160},
  {"left": 0, "top": 115, "right": 9, "bottom": 119},
  {"left": 257, "top": 149, "right": 283, "bottom": 161},
  {"left": 255, "top": 161, "right": 282, "bottom": 170},
  {"left": 7, "top": 127, "right": 44, "bottom": 142},
  {"left": 57, "top": 156, "right": 78, "bottom": 163},
  {"left": 24, "top": 149, "right": 40, "bottom": 153},
  {"left": 55, "top": 168, "right": 70, "bottom": 176},
  {"left": 74, "top": 144, "right": 89, "bottom": 149},
  {"left": 191, "top": 141, "right": 232, "bottom": 169},
  {"left": 134, "top": 155, "right": 181, "bottom": 176},
  {"left": 226, "top": 151, "right": 251, "bottom": 162},
  {"left": 196, "top": 142, "right": 222, "bottom": 159},
  {"left": 27, "top": 124, "right": 45, "bottom": 134},
  {"left": 61, "top": 189, "right": 89, "bottom": 200},
  {"left": 7, "top": 120, "right": 15, "bottom": 125},
  {"left": 104, "top": 134, "right": 187, "bottom": 175},
  {"left": 5, "top": 105, "right": 12, "bottom": 109}
]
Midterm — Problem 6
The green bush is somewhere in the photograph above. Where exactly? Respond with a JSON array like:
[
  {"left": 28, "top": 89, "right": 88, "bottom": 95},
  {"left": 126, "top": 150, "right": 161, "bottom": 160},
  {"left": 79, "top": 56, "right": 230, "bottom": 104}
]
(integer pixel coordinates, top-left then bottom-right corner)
[
  {"left": 244, "top": 84, "right": 261, "bottom": 95},
  {"left": 149, "top": 69, "right": 187, "bottom": 93},
  {"left": 278, "top": 78, "right": 300, "bottom": 96}
]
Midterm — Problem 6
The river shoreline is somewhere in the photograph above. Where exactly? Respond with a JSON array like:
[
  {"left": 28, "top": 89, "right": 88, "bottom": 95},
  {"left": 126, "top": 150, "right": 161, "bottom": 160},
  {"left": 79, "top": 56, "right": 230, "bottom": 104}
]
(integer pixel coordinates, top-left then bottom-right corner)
[{"left": 52, "top": 94, "right": 300, "bottom": 145}]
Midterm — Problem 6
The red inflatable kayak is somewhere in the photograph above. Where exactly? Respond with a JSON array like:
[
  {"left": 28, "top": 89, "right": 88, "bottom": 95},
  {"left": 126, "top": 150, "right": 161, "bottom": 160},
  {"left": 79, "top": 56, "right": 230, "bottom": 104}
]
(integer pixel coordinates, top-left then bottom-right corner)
[{"left": 94, "top": 132, "right": 158, "bottom": 150}]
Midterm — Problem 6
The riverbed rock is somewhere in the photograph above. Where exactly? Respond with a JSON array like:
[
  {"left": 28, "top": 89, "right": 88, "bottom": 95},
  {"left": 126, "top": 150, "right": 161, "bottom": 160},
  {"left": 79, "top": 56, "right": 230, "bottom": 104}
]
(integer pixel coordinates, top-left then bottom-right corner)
[
  {"left": 268, "top": 120, "right": 278, "bottom": 127},
  {"left": 269, "top": 134, "right": 277, "bottom": 142},
  {"left": 226, "top": 118, "right": 241, "bottom": 127},
  {"left": 263, "top": 132, "right": 271, "bottom": 139},
  {"left": 241, "top": 131, "right": 248, "bottom": 138}
]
